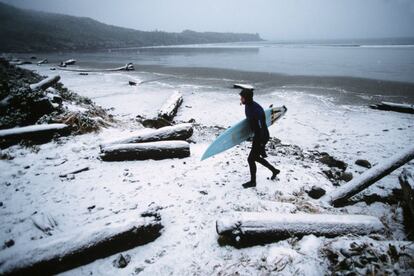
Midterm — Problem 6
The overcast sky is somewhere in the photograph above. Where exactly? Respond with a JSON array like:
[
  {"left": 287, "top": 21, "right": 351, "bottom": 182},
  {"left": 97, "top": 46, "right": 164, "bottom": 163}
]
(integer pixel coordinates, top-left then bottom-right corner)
[{"left": 2, "top": 0, "right": 414, "bottom": 40}]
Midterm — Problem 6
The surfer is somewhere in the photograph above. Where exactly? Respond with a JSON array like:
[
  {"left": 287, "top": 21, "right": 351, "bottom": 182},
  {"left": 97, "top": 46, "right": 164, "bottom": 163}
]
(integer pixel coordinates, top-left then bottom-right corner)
[{"left": 240, "top": 89, "right": 280, "bottom": 188}]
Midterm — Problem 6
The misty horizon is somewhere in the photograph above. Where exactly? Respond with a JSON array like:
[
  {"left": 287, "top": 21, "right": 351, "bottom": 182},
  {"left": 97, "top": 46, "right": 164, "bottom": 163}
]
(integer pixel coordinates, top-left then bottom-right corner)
[{"left": 2, "top": 0, "right": 414, "bottom": 41}]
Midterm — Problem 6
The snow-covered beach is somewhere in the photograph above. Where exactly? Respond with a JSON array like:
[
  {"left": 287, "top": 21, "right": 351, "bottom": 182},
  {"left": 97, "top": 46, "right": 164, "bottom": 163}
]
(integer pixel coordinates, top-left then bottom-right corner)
[{"left": 1, "top": 60, "right": 414, "bottom": 275}]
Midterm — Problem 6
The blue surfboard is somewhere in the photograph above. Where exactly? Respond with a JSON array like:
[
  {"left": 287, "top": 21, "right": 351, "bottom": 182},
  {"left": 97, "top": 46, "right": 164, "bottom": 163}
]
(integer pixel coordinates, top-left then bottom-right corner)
[{"left": 201, "top": 105, "right": 287, "bottom": 160}]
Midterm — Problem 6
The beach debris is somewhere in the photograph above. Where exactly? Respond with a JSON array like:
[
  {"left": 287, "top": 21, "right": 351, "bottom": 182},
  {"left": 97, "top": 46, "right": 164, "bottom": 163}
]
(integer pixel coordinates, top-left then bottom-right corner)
[
  {"left": 216, "top": 212, "right": 384, "bottom": 247},
  {"left": 306, "top": 186, "right": 326, "bottom": 199},
  {"left": 29, "top": 75, "right": 60, "bottom": 91},
  {"left": 399, "top": 168, "right": 414, "bottom": 238},
  {"left": 128, "top": 81, "right": 137, "bottom": 86},
  {"left": 158, "top": 91, "right": 183, "bottom": 121},
  {"left": 0, "top": 124, "right": 70, "bottom": 148},
  {"left": 101, "top": 123, "right": 193, "bottom": 148},
  {"left": 0, "top": 212, "right": 163, "bottom": 275},
  {"left": 100, "top": 141, "right": 190, "bottom": 161},
  {"left": 322, "top": 145, "right": 414, "bottom": 207},
  {"left": 370, "top": 101, "right": 414, "bottom": 114},
  {"left": 37, "top": 58, "right": 48, "bottom": 65},
  {"left": 355, "top": 159, "right": 372, "bottom": 168},
  {"left": 59, "top": 166, "right": 89, "bottom": 178},
  {"left": 59, "top": 59, "right": 76, "bottom": 67},
  {"left": 323, "top": 238, "right": 414, "bottom": 275},
  {"left": 113, "top": 254, "right": 131, "bottom": 268},
  {"left": 31, "top": 212, "right": 58, "bottom": 235}
]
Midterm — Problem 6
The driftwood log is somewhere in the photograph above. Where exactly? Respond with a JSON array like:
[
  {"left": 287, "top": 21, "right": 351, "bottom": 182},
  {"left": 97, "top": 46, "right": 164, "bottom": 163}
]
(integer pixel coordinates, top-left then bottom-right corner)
[
  {"left": 58, "top": 63, "right": 134, "bottom": 73},
  {"left": 370, "top": 101, "right": 414, "bottom": 114},
  {"left": 29, "top": 75, "right": 61, "bottom": 91},
  {"left": 101, "top": 123, "right": 193, "bottom": 148},
  {"left": 322, "top": 146, "right": 414, "bottom": 207},
  {"left": 158, "top": 91, "right": 183, "bottom": 121},
  {"left": 0, "top": 124, "right": 70, "bottom": 148},
  {"left": 100, "top": 141, "right": 190, "bottom": 161},
  {"left": 216, "top": 212, "right": 384, "bottom": 247},
  {"left": 0, "top": 213, "right": 162, "bottom": 275},
  {"left": 399, "top": 168, "right": 414, "bottom": 235}
]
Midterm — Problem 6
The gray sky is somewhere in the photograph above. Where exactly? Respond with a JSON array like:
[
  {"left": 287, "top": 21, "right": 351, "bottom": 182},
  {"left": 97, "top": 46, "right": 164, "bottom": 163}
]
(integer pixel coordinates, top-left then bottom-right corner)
[{"left": 3, "top": 0, "right": 414, "bottom": 40}]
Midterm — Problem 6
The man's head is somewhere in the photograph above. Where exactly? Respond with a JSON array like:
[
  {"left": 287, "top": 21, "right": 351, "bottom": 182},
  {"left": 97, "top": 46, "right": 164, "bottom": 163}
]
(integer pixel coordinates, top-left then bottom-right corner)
[{"left": 239, "top": 89, "right": 254, "bottom": 105}]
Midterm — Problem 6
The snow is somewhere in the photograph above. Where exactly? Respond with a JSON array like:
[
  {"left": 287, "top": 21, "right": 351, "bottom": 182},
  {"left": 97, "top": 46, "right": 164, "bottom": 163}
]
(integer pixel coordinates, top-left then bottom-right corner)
[
  {"left": 0, "top": 123, "right": 68, "bottom": 137},
  {"left": 1, "top": 63, "right": 411, "bottom": 275}
]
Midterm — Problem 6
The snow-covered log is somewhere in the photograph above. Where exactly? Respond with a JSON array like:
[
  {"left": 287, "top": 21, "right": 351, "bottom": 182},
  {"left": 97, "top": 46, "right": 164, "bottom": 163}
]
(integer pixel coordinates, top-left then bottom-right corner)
[
  {"left": 57, "top": 63, "right": 134, "bottom": 73},
  {"left": 216, "top": 212, "right": 384, "bottom": 246},
  {"left": 100, "top": 141, "right": 190, "bottom": 161},
  {"left": 29, "top": 75, "right": 61, "bottom": 91},
  {"left": 399, "top": 168, "right": 414, "bottom": 223},
  {"left": 0, "top": 124, "right": 70, "bottom": 148},
  {"left": 158, "top": 91, "right": 183, "bottom": 120},
  {"left": 370, "top": 101, "right": 414, "bottom": 114},
  {"left": 37, "top": 59, "right": 48, "bottom": 65},
  {"left": 0, "top": 213, "right": 162, "bottom": 275},
  {"left": 322, "top": 146, "right": 414, "bottom": 207},
  {"left": 233, "top": 83, "right": 254, "bottom": 90},
  {"left": 101, "top": 123, "right": 193, "bottom": 148}
]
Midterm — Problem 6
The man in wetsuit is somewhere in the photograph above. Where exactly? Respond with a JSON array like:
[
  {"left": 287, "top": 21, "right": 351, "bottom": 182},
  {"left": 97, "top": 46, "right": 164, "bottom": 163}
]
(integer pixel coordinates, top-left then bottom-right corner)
[{"left": 240, "top": 89, "right": 280, "bottom": 188}]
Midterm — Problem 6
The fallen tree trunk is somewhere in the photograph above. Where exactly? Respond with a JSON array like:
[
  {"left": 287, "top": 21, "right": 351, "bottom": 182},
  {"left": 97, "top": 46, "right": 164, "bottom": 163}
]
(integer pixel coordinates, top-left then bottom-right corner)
[
  {"left": 370, "top": 101, "right": 414, "bottom": 114},
  {"left": 101, "top": 123, "right": 193, "bottom": 148},
  {"left": 216, "top": 212, "right": 384, "bottom": 247},
  {"left": 0, "top": 124, "right": 70, "bottom": 148},
  {"left": 0, "top": 213, "right": 162, "bottom": 275},
  {"left": 399, "top": 168, "right": 414, "bottom": 237},
  {"left": 58, "top": 63, "right": 134, "bottom": 73},
  {"left": 29, "top": 75, "right": 61, "bottom": 91},
  {"left": 100, "top": 141, "right": 190, "bottom": 161},
  {"left": 158, "top": 91, "right": 183, "bottom": 120},
  {"left": 322, "top": 146, "right": 414, "bottom": 207}
]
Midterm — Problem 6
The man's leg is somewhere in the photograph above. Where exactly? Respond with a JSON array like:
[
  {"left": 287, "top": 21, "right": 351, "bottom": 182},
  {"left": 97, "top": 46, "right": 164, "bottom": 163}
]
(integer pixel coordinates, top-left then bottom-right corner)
[
  {"left": 256, "top": 156, "right": 280, "bottom": 180},
  {"left": 242, "top": 147, "right": 258, "bottom": 188}
]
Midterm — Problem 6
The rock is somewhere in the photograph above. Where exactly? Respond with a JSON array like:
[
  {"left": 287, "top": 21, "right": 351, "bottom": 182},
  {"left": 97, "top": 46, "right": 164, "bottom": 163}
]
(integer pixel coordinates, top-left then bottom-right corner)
[
  {"left": 113, "top": 254, "right": 131, "bottom": 268},
  {"left": 79, "top": 73, "right": 88, "bottom": 76},
  {"left": 340, "top": 172, "right": 353, "bottom": 182},
  {"left": 355, "top": 159, "right": 372, "bottom": 169},
  {"left": 0, "top": 202, "right": 3, "bottom": 207},
  {"left": 128, "top": 81, "right": 137, "bottom": 86},
  {"left": 319, "top": 153, "right": 347, "bottom": 170},
  {"left": 141, "top": 117, "right": 172, "bottom": 129},
  {"left": 4, "top": 239, "right": 14, "bottom": 248},
  {"left": 307, "top": 186, "right": 326, "bottom": 199}
]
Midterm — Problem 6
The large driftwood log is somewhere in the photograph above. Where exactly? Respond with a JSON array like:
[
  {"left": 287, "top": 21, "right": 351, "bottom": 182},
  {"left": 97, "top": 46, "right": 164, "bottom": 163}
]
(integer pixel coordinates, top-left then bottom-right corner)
[
  {"left": 101, "top": 123, "right": 193, "bottom": 148},
  {"left": 322, "top": 146, "right": 414, "bottom": 207},
  {"left": 0, "top": 213, "right": 162, "bottom": 275},
  {"left": 58, "top": 63, "right": 134, "bottom": 73},
  {"left": 216, "top": 212, "right": 384, "bottom": 247},
  {"left": 0, "top": 124, "right": 70, "bottom": 148},
  {"left": 399, "top": 168, "right": 414, "bottom": 230},
  {"left": 370, "top": 101, "right": 414, "bottom": 114},
  {"left": 158, "top": 91, "right": 183, "bottom": 121},
  {"left": 100, "top": 141, "right": 190, "bottom": 161},
  {"left": 29, "top": 75, "right": 61, "bottom": 91}
]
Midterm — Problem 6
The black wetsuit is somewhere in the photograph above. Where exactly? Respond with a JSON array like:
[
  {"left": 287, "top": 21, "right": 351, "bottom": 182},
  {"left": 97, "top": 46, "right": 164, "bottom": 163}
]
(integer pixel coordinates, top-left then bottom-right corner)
[{"left": 245, "top": 101, "right": 277, "bottom": 183}]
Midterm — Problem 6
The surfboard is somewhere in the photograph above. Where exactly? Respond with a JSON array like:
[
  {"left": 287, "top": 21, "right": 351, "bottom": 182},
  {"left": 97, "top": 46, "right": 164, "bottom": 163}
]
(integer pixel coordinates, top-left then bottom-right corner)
[{"left": 201, "top": 105, "right": 287, "bottom": 161}]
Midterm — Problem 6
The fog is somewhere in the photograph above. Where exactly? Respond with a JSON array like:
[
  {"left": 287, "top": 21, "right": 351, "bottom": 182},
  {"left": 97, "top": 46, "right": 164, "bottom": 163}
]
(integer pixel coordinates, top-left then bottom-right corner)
[{"left": 2, "top": 0, "right": 414, "bottom": 40}]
